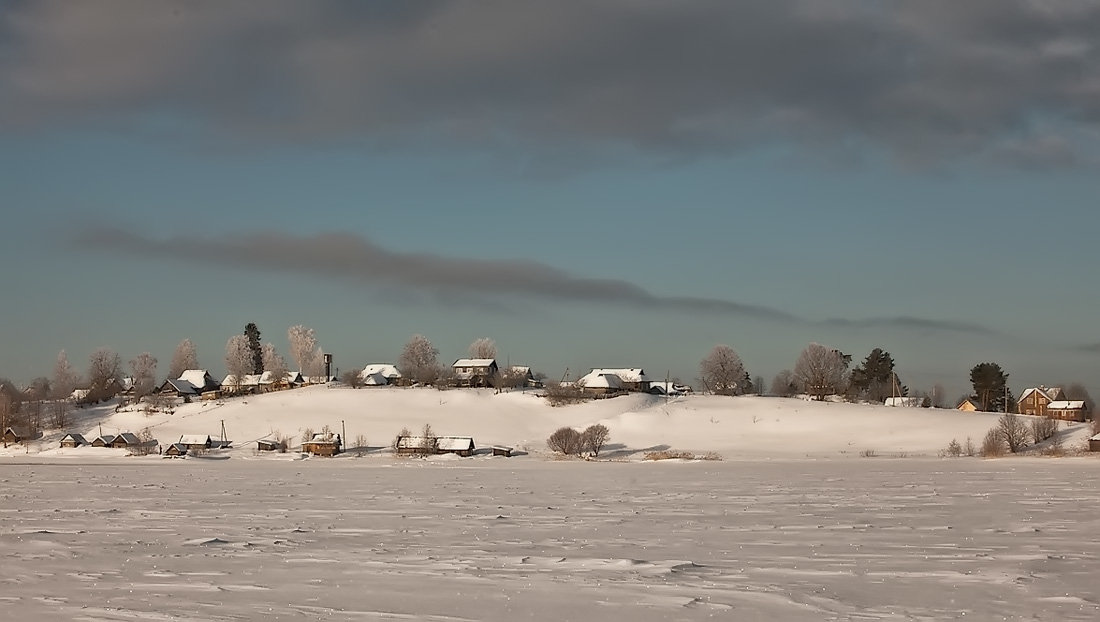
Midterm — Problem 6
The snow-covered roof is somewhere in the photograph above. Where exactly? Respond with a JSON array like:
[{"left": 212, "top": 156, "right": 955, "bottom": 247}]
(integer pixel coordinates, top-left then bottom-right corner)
[
  {"left": 361, "top": 372, "right": 389, "bottom": 386},
  {"left": 361, "top": 364, "right": 401, "bottom": 379},
  {"left": 1019, "top": 386, "right": 1064, "bottom": 403},
  {"left": 577, "top": 371, "right": 624, "bottom": 389},
  {"left": 1047, "top": 400, "right": 1087, "bottom": 410},
  {"left": 178, "top": 370, "right": 214, "bottom": 389},
  {"left": 179, "top": 434, "right": 211, "bottom": 446},
  {"left": 114, "top": 432, "right": 142, "bottom": 446},
  {"left": 436, "top": 436, "right": 475, "bottom": 451},
  {"left": 590, "top": 368, "right": 650, "bottom": 383},
  {"left": 163, "top": 378, "right": 198, "bottom": 395},
  {"left": 94, "top": 434, "right": 116, "bottom": 445},
  {"left": 648, "top": 381, "right": 683, "bottom": 396},
  {"left": 509, "top": 366, "right": 532, "bottom": 374},
  {"left": 70, "top": 388, "right": 89, "bottom": 401},
  {"left": 60, "top": 433, "right": 87, "bottom": 444},
  {"left": 396, "top": 436, "right": 434, "bottom": 450},
  {"left": 453, "top": 358, "right": 497, "bottom": 368}
]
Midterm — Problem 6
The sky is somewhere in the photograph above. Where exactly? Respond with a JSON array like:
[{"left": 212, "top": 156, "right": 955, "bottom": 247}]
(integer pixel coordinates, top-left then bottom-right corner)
[{"left": 2, "top": 1, "right": 1099, "bottom": 400}]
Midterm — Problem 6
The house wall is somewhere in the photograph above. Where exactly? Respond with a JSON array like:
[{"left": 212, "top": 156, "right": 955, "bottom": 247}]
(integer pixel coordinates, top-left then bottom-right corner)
[{"left": 1019, "top": 392, "right": 1051, "bottom": 416}]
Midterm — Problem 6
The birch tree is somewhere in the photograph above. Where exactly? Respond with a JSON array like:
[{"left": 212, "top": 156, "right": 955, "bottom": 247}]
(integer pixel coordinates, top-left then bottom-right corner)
[
  {"left": 169, "top": 338, "right": 199, "bottom": 379},
  {"left": 225, "top": 335, "right": 252, "bottom": 390},
  {"left": 52, "top": 350, "right": 79, "bottom": 399},
  {"left": 262, "top": 343, "right": 288, "bottom": 383},
  {"left": 287, "top": 325, "right": 318, "bottom": 373}
]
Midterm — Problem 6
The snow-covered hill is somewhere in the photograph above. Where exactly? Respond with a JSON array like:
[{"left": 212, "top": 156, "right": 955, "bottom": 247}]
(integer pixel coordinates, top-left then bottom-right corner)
[{"left": 6, "top": 385, "right": 1093, "bottom": 459}]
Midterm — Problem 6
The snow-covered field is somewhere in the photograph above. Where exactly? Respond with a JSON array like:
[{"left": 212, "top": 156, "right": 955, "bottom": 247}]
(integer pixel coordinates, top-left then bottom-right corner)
[{"left": 3, "top": 387, "right": 1099, "bottom": 620}]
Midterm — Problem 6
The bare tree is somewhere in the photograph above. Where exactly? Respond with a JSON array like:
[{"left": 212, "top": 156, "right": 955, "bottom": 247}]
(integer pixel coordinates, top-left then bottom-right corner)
[
  {"left": 398, "top": 334, "right": 441, "bottom": 385},
  {"left": 128, "top": 352, "right": 158, "bottom": 399},
  {"left": 581, "top": 424, "right": 611, "bottom": 457},
  {"left": 468, "top": 337, "right": 497, "bottom": 359},
  {"left": 420, "top": 423, "right": 438, "bottom": 452},
  {"left": 87, "top": 347, "right": 122, "bottom": 402},
  {"left": 753, "top": 375, "right": 766, "bottom": 396},
  {"left": 931, "top": 383, "right": 946, "bottom": 409},
  {"left": 1031, "top": 417, "right": 1059, "bottom": 443},
  {"left": 793, "top": 343, "right": 849, "bottom": 400},
  {"left": 225, "top": 335, "right": 253, "bottom": 390},
  {"left": 770, "top": 369, "right": 798, "bottom": 397},
  {"left": 169, "top": 338, "right": 199, "bottom": 379},
  {"left": 699, "top": 345, "right": 746, "bottom": 395},
  {"left": 262, "top": 343, "right": 288, "bottom": 383},
  {"left": 287, "top": 325, "right": 318, "bottom": 373},
  {"left": 52, "top": 350, "right": 79, "bottom": 400}
]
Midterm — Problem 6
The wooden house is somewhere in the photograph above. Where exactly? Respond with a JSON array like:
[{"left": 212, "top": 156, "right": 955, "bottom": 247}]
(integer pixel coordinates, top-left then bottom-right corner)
[
  {"left": 956, "top": 397, "right": 983, "bottom": 412},
  {"left": 1017, "top": 386, "right": 1065, "bottom": 417},
  {"left": 359, "top": 364, "right": 403, "bottom": 386},
  {"left": 109, "top": 432, "right": 143, "bottom": 449},
  {"left": 59, "top": 433, "right": 87, "bottom": 448},
  {"left": 491, "top": 445, "right": 514, "bottom": 457},
  {"left": 165, "top": 443, "right": 188, "bottom": 457},
  {"left": 302, "top": 433, "right": 341, "bottom": 457},
  {"left": 436, "top": 436, "right": 475, "bottom": 457},
  {"left": 452, "top": 359, "right": 499, "bottom": 387},
  {"left": 395, "top": 435, "right": 437, "bottom": 456},
  {"left": 178, "top": 434, "right": 213, "bottom": 452},
  {"left": 178, "top": 370, "right": 220, "bottom": 394},
  {"left": 1046, "top": 400, "right": 1090, "bottom": 422},
  {"left": 577, "top": 371, "right": 625, "bottom": 396},
  {"left": 91, "top": 434, "right": 116, "bottom": 447},
  {"left": 158, "top": 378, "right": 199, "bottom": 399},
  {"left": 3, "top": 427, "right": 40, "bottom": 445}
]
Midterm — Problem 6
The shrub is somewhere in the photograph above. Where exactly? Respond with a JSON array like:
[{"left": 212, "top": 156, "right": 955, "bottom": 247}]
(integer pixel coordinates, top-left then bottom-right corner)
[
  {"left": 1031, "top": 417, "right": 1059, "bottom": 443},
  {"left": 859, "top": 449, "right": 877, "bottom": 458},
  {"left": 981, "top": 428, "right": 1007, "bottom": 457},
  {"left": 942, "top": 438, "right": 963, "bottom": 458},
  {"left": 340, "top": 369, "right": 364, "bottom": 388},
  {"left": 643, "top": 450, "right": 696, "bottom": 460},
  {"left": 547, "top": 427, "right": 583, "bottom": 455},
  {"left": 544, "top": 383, "right": 589, "bottom": 407},
  {"left": 581, "top": 424, "right": 610, "bottom": 457},
  {"left": 354, "top": 434, "right": 368, "bottom": 456},
  {"left": 964, "top": 437, "right": 977, "bottom": 457},
  {"left": 997, "top": 414, "right": 1030, "bottom": 453}
]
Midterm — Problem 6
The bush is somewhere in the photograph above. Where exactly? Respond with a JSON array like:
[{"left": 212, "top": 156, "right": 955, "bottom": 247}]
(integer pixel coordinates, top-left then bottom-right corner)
[
  {"left": 547, "top": 427, "right": 583, "bottom": 455},
  {"left": 544, "top": 383, "right": 589, "bottom": 407},
  {"left": 981, "top": 428, "right": 1007, "bottom": 457},
  {"left": 643, "top": 450, "right": 697, "bottom": 460},
  {"left": 942, "top": 438, "right": 963, "bottom": 458},
  {"left": 997, "top": 414, "right": 1030, "bottom": 453},
  {"left": 964, "top": 437, "right": 977, "bottom": 457},
  {"left": 340, "top": 369, "right": 364, "bottom": 388},
  {"left": 581, "top": 424, "right": 610, "bottom": 457},
  {"left": 1031, "top": 417, "right": 1059, "bottom": 443}
]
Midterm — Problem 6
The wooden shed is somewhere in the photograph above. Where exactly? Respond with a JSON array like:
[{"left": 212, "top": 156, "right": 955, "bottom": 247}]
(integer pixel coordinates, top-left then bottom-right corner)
[
  {"left": 395, "top": 435, "right": 437, "bottom": 456},
  {"left": 436, "top": 436, "right": 475, "bottom": 457},
  {"left": 1090, "top": 434, "right": 1100, "bottom": 453},
  {"left": 179, "top": 434, "right": 213, "bottom": 452},
  {"left": 3, "top": 427, "right": 40, "bottom": 445},
  {"left": 491, "top": 446, "right": 514, "bottom": 457},
  {"left": 257, "top": 439, "right": 282, "bottom": 452},
  {"left": 91, "top": 434, "right": 116, "bottom": 447},
  {"left": 110, "top": 432, "right": 142, "bottom": 449}
]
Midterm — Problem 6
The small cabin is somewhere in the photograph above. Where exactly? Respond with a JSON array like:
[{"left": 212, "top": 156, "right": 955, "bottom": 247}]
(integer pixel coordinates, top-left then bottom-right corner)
[
  {"left": 59, "top": 433, "right": 87, "bottom": 448},
  {"left": 179, "top": 434, "right": 213, "bottom": 451},
  {"left": 110, "top": 432, "right": 143, "bottom": 449},
  {"left": 302, "top": 433, "right": 341, "bottom": 457},
  {"left": 491, "top": 446, "right": 514, "bottom": 457},
  {"left": 91, "top": 434, "right": 116, "bottom": 447},
  {"left": 257, "top": 439, "right": 282, "bottom": 452},
  {"left": 395, "top": 435, "right": 437, "bottom": 456},
  {"left": 3, "top": 427, "right": 40, "bottom": 445},
  {"left": 1091, "top": 434, "right": 1100, "bottom": 453}
]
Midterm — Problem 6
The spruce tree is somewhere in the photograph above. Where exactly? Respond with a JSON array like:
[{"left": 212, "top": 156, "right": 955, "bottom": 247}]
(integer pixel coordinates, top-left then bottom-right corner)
[
  {"left": 970, "top": 362, "right": 1010, "bottom": 412},
  {"left": 245, "top": 323, "right": 264, "bottom": 374}
]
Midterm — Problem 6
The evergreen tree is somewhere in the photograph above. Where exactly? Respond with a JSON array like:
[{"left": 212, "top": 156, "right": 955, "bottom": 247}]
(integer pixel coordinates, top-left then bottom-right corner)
[
  {"left": 970, "top": 362, "right": 1010, "bottom": 412},
  {"left": 848, "top": 348, "right": 905, "bottom": 402},
  {"left": 245, "top": 323, "right": 263, "bottom": 374}
]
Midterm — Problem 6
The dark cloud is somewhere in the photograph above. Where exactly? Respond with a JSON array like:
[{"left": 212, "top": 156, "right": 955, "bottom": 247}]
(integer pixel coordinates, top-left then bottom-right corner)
[
  {"left": 2, "top": 1, "right": 1099, "bottom": 166},
  {"left": 70, "top": 224, "right": 996, "bottom": 336}
]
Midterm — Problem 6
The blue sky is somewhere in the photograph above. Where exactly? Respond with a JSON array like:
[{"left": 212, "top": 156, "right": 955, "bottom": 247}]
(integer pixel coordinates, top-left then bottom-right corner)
[{"left": 2, "top": 2, "right": 1099, "bottom": 400}]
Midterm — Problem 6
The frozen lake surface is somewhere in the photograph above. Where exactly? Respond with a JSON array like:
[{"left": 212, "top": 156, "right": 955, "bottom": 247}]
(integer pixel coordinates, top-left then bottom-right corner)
[{"left": 2, "top": 457, "right": 1099, "bottom": 621}]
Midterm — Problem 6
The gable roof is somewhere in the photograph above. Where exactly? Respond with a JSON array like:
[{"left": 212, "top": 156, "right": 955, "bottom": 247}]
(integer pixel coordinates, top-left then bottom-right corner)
[
  {"left": 436, "top": 436, "right": 475, "bottom": 451},
  {"left": 361, "top": 371, "right": 389, "bottom": 386},
  {"left": 452, "top": 358, "right": 497, "bottom": 368},
  {"left": 113, "top": 432, "right": 142, "bottom": 446},
  {"left": 590, "top": 368, "right": 650, "bottom": 383},
  {"left": 178, "top": 370, "right": 217, "bottom": 391},
  {"left": 93, "top": 434, "right": 117, "bottom": 445},
  {"left": 1019, "top": 386, "right": 1065, "bottom": 403},
  {"left": 577, "top": 371, "right": 624, "bottom": 389},
  {"left": 179, "top": 434, "right": 212, "bottom": 446},
  {"left": 60, "top": 433, "right": 87, "bottom": 445},
  {"left": 162, "top": 378, "right": 199, "bottom": 395},
  {"left": 361, "top": 364, "right": 401, "bottom": 379}
]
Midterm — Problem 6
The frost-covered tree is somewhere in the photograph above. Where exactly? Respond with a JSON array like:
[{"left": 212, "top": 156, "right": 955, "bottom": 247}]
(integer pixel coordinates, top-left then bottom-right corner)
[
  {"left": 52, "top": 350, "right": 79, "bottom": 399},
  {"left": 128, "top": 352, "right": 158, "bottom": 399},
  {"left": 287, "top": 324, "right": 318, "bottom": 373},
  {"left": 794, "top": 343, "right": 849, "bottom": 400},
  {"left": 87, "top": 347, "right": 122, "bottom": 401},
  {"left": 225, "top": 335, "right": 253, "bottom": 390},
  {"left": 468, "top": 337, "right": 497, "bottom": 359},
  {"left": 262, "top": 343, "right": 288, "bottom": 382},
  {"left": 699, "top": 345, "right": 746, "bottom": 395},
  {"left": 169, "top": 338, "right": 199, "bottom": 379},
  {"left": 398, "top": 334, "right": 441, "bottom": 385},
  {"left": 304, "top": 346, "right": 326, "bottom": 378}
]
